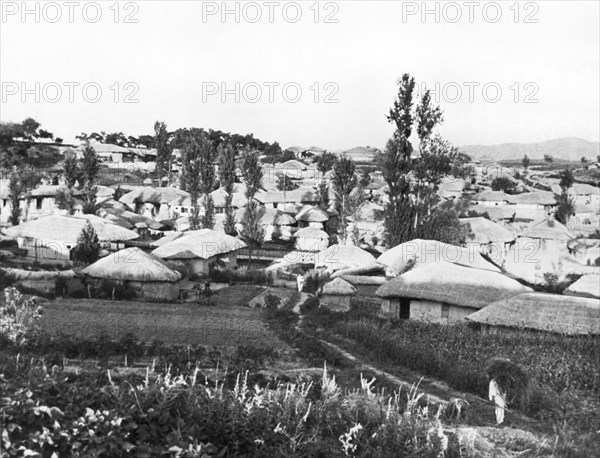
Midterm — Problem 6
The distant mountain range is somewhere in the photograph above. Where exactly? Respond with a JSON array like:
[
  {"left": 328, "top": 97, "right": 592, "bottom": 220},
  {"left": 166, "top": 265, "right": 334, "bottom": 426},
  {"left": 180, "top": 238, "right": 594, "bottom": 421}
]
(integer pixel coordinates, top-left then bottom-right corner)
[{"left": 459, "top": 138, "right": 600, "bottom": 162}]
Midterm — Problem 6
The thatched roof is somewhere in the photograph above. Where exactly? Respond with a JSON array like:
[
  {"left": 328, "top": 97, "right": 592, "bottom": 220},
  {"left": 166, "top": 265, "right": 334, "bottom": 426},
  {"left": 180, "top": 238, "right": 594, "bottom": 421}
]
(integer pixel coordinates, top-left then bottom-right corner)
[
  {"left": 377, "top": 239, "right": 500, "bottom": 274},
  {"left": 152, "top": 229, "right": 246, "bottom": 260},
  {"left": 468, "top": 206, "right": 515, "bottom": 221},
  {"left": 340, "top": 275, "right": 387, "bottom": 286},
  {"left": 466, "top": 293, "right": 600, "bottom": 335},
  {"left": 209, "top": 188, "right": 247, "bottom": 208},
  {"left": 472, "top": 191, "right": 513, "bottom": 203},
  {"left": 234, "top": 206, "right": 296, "bottom": 226},
  {"left": 121, "top": 186, "right": 188, "bottom": 206},
  {"left": 255, "top": 187, "right": 318, "bottom": 205},
  {"left": 295, "top": 205, "right": 329, "bottom": 222},
  {"left": 564, "top": 274, "right": 600, "bottom": 299},
  {"left": 321, "top": 278, "right": 357, "bottom": 296},
  {"left": 82, "top": 248, "right": 181, "bottom": 282},
  {"left": 376, "top": 261, "right": 531, "bottom": 309},
  {"left": 509, "top": 191, "right": 556, "bottom": 206},
  {"left": 4, "top": 215, "right": 139, "bottom": 242},
  {"left": 330, "top": 263, "right": 386, "bottom": 278},
  {"left": 315, "top": 245, "right": 377, "bottom": 271},
  {"left": 461, "top": 217, "right": 515, "bottom": 243},
  {"left": 294, "top": 227, "right": 329, "bottom": 240},
  {"left": 522, "top": 219, "right": 574, "bottom": 241}
]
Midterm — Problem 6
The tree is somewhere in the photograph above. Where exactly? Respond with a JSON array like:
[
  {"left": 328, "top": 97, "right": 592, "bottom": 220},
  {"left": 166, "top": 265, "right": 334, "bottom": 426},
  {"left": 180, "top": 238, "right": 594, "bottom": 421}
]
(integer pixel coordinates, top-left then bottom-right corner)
[
  {"left": 240, "top": 151, "right": 265, "bottom": 266},
  {"left": 154, "top": 121, "right": 170, "bottom": 187},
  {"left": 315, "top": 151, "right": 337, "bottom": 175},
  {"left": 581, "top": 156, "right": 588, "bottom": 166},
  {"left": 521, "top": 154, "right": 530, "bottom": 174},
  {"left": 63, "top": 151, "right": 80, "bottom": 188},
  {"left": 181, "top": 137, "right": 204, "bottom": 230},
  {"left": 555, "top": 168, "right": 575, "bottom": 224},
  {"left": 276, "top": 173, "right": 299, "bottom": 191},
  {"left": 241, "top": 151, "right": 263, "bottom": 198},
  {"left": 491, "top": 176, "right": 516, "bottom": 192},
  {"left": 376, "top": 74, "right": 465, "bottom": 247},
  {"left": 72, "top": 221, "right": 101, "bottom": 265},
  {"left": 359, "top": 169, "right": 371, "bottom": 188},
  {"left": 544, "top": 154, "right": 553, "bottom": 164},
  {"left": 202, "top": 195, "right": 215, "bottom": 229},
  {"left": 332, "top": 155, "right": 357, "bottom": 244},
  {"left": 218, "top": 143, "right": 237, "bottom": 235},
  {"left": 7, "top": 166, "right": 40, "bottom": 225},
  {"left": 80, "top": 143, "right": 100, "bottom": 214}
]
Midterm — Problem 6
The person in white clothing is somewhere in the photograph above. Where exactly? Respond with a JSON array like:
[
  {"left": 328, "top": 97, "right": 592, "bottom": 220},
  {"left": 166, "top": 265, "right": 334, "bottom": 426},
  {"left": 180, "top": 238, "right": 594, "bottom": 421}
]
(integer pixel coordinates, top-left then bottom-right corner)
[
  {"left": 488, "top": 377, "right": 506, "bottom": 424},
  {"left": 296, "top": 274, "right": 305, "bottom": 292}
]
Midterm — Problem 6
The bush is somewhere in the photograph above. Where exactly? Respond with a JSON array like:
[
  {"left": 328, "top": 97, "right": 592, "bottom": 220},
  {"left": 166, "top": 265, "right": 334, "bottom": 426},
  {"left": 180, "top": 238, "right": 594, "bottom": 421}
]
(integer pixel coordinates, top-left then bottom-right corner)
[
  {"left": 210, "top": 267, "right": 269, "bottom": 285},
  {"left": 263, "top": 293, "right": 281, "bottom": 310},
  {"left": 300, "top": 295, "right": 319, "bottom": 313}
]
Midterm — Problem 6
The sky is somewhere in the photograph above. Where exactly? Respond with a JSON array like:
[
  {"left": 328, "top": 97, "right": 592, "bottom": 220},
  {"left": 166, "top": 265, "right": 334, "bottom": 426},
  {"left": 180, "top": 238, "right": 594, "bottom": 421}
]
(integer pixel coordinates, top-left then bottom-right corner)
[{"left": 1, "top": 1, "right": 599, "bottom": 150}]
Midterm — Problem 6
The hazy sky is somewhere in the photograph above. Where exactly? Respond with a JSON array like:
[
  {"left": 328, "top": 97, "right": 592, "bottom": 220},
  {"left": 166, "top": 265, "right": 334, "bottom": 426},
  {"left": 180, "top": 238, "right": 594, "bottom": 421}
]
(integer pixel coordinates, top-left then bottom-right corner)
[{"left": 1, "top": 1, "right": 599, "bottom": 150}]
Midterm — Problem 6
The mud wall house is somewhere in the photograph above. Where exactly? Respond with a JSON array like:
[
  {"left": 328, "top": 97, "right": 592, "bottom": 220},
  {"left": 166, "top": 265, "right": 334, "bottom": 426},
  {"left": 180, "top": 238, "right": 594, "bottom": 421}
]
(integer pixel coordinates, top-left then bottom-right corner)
[
  {"left": 315, "top": 244, "right": 377, "bottom": 274},
  {"left": 254, "top": 187, "right": 320, "bottom": 210},
  {"left": 151, "top": 229, "right": 246, "bottom": 277},
  {"left": 0, "top": 185, "right": 81, "bottom": 224},
  {"left": 508, "top": 192, "right": 556, "bottom": 221},
  {"left": 466, "top": 292, "right": 600, "bottom": 335},
  {"left": 4, "top": 214, "right": 139, "bottom": 263},
  {"left": 87, "top": 142, "right": 131, "bottom": 163},
  {"left": 375, "top": 261, "right": 531, "bottom": 323},
  {"left": 295, "top": 205, "right": 329, "bottom": 230},
  {"left": 470, "top": 190, "right": 512, "bottom": 208},
  {"left": 319, "top": 278, "right": 357, "bottom": 312},
  {"left": 82, "top": 247, "right": 183, "bottom": 301},
  {"left": 460, "top": 217, "right": 516, "bottom": 260}
]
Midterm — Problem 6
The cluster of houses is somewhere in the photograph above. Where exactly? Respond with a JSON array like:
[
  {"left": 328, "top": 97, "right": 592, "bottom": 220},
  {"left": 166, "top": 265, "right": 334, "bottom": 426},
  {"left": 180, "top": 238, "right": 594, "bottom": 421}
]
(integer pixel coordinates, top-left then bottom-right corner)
[{"left": 1, "top": 143, "right": 599, "bottom": 336}]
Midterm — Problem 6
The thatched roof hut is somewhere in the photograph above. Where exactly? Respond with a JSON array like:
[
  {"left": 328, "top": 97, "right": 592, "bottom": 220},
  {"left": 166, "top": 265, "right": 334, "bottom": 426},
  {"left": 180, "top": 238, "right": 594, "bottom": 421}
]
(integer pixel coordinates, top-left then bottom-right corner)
[
  {"left": 152, "top": 229, "right": 246, "bottom": 260},
  {"left": 376, "top": 261, "right": 531, "bottom": 309},
  {"left": 315, "top": 245, "right": 377, "bottom": 272},
  {"left": 82, "top": 248, "right": 181, "bottom": 282},
  {"left": 294, "top": 227, "right": 329, "bottom": 252},
  {"left": 522, "top": 219, "right": 574, "bottom": 241},
  {"left": 564, "top": 274, "right": 600, "bottom": 299},
  {"left": 377, "top": 239, "right": 500, "bottom": 275},
  {"left": 4, "top": 215, "right": 139, "bottom": 243},
  {"left": 466, "top": 292, "right": 600, "bottom": 335},
  {"left": 321, "top": 278, "right": 357, "bottom": 296},
  {"left": 460, "top": 217, "right": 515, "bottom": 244},
  {"left": 295, "top": 206, "right": 329, "bottom": 223},
  {"left": 339, "top": 275, "right": 387, "bottom": 286}
]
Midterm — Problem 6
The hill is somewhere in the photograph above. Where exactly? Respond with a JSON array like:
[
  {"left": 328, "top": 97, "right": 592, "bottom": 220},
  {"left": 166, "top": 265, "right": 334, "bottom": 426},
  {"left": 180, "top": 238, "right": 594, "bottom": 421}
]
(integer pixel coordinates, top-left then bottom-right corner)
[{"left": 460, "top": 138, "right": 600, "bottom": 162}]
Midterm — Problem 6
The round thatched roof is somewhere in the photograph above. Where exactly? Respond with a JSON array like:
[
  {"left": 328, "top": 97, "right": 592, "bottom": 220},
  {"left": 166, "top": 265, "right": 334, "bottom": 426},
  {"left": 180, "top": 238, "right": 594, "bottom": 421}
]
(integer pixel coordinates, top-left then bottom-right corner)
[
  {"left": 466, "top": 292, "right": 600, "bottom": 335},
  {"left": 4, "top": 215, "right": 139, "bottom": 243},
  {"left": 564, "top": 274, "right": 600, "bottom": 299},
  {"left": 151, "top": 229, "right": 246, "bottom": 260},
  {"left": 375, "top": 261, "right": 531, "bottom": 309},
  {"left": 321, "top": 278, "right": 357, "bottom": 296},
  {"left": 296, "top": 206, "right": 329, "bottom": 223},
  {"left": 82, "top": 248, "right": 181, "bottom": 282},
  {"left": 315, "top": 245, "right": 377, "bottom": 271},
  {"left": 294, "top": 227, "right": 329, "bottom": 239},
  {"left": 460, "top": 217, "right": 515, "bottom": 243},
  {"left": 377, "top": 239, "right": 500, "bottom": 274}
]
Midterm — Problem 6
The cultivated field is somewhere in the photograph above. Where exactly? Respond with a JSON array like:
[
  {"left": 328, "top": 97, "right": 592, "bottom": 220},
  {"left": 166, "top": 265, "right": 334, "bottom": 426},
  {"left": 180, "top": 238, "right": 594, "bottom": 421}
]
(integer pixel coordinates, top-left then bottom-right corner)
[{"left": 40, "top": 293, "right": 279, "bottom": 347}]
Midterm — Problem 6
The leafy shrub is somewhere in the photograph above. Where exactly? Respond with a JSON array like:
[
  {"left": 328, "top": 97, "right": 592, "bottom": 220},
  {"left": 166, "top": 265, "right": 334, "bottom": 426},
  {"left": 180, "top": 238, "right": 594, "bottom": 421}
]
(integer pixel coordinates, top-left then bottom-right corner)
[
  {"left": 0, "top": 287, "right": 43, "bottom": 346},
  {"left": 300, "top": 295, "right": 319, "bottom": 313},
  {"left": 210, "top": 267, "right": 269, "bottom": 285},
  {"left": 263, "top": 293, "right": 281, "bottom": 310}
]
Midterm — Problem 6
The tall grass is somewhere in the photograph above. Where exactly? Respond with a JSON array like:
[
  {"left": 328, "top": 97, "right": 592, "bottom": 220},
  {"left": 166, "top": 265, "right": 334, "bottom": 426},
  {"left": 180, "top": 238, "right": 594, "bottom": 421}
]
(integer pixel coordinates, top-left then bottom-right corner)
[{"left": 329, "top": 317, "right": 600, "bottom": 433}]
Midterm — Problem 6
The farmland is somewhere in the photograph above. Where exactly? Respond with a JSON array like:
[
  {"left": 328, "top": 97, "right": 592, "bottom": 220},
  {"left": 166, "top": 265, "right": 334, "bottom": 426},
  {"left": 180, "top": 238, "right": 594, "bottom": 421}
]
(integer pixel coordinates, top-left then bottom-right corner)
[{"left": 38, "top": 290, "right": 277, "bottom": 347}]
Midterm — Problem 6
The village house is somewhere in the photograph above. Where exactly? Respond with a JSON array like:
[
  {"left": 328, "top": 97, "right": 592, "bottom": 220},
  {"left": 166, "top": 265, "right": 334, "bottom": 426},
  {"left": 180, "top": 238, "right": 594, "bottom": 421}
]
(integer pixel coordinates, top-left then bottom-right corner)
[
  {"left": 508, "top": 191, "right": 556, "bottom": 221},
  {"left": 295, "top": 205, "right": 329, "bottom": 230},
  {"left": 4, "top": 214, "right": 139, "bottom": 263},
  {"left": 294, "top": 226, "right": 329, "bottom": 253},
  {"left": 376, "top": 261, "right": 532, "bottom": 322},
  {"left": 82, "top": 247, "right": 183, "bottom": 301},
  {"left": 319, "top": 278, "right": 357, "bottom": 312},
  {"left": 254, "top": 187, "right": 320, "bottom": 210},
  {"left": 460, "top": 217, "right": 516, "bottom": 262},
  {"left": 151, "top": 229, "right": 246, "bottom": 277},
  {"left": 466, "top": 292, "right": 600, "bottom": 335}
]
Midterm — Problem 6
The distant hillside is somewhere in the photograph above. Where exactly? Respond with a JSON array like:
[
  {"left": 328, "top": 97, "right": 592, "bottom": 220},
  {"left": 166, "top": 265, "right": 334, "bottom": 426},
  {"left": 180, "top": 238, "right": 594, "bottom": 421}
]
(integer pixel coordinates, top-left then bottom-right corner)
[{"left": 460, "top": 138, "right": 600, "bottom": 162}]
